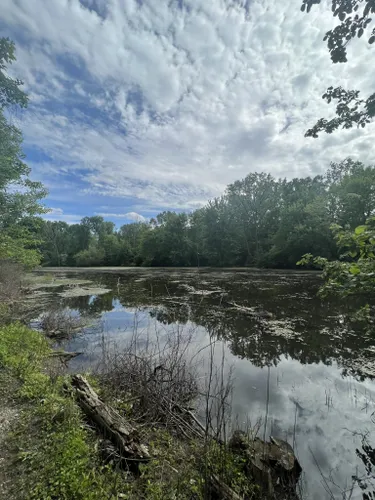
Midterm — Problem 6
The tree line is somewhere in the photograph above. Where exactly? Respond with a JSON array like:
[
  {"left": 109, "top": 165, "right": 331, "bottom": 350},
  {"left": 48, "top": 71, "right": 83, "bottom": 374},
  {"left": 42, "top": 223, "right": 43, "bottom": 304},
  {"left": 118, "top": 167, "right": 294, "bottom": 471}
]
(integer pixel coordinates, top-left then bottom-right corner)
[
  {"left": 1, "top": 0, "right": 375, "bottom": 271},
  {"left": 37, "top": 159, "right": 375, "bottom": 268}
]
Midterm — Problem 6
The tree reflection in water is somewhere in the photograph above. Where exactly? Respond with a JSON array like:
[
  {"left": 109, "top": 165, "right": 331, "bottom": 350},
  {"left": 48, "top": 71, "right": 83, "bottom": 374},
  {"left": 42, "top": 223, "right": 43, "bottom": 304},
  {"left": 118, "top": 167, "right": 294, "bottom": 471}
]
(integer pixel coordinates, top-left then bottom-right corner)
[{"left": 53, "top": 269, "right": 375, "bottom": 498}]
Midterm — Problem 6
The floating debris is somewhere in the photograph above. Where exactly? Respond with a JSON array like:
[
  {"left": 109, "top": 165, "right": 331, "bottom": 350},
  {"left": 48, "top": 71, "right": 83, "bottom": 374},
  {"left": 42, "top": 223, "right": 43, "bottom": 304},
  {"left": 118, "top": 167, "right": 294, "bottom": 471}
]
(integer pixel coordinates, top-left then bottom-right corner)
[
  {"left": 29, "top": 278, "right": 93, "bottom": 290},
  {"left": 58, "top": 287, "right": 111, "bottom": 298}
]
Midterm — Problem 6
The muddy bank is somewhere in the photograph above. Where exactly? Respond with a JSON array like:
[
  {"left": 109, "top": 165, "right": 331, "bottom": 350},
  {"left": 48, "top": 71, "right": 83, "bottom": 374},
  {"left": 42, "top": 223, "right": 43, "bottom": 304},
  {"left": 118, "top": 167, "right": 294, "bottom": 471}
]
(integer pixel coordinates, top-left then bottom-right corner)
[{"left": 35, "top": 266, "right": 320, "bottom": 276}]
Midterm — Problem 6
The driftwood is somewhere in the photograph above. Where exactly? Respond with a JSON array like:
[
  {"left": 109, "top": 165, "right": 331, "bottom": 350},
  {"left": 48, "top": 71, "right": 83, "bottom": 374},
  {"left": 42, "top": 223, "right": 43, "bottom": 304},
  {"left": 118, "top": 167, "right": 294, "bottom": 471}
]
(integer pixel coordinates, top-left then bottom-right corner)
[
  {"left": 70, "top": 375, "right": 150, "bottom": 470},
  {"left": 70, "top": 376, "right": 243, "bottom": 499},
  {"left": 70, "top": 375, "right": 300, "bottom": 498}
]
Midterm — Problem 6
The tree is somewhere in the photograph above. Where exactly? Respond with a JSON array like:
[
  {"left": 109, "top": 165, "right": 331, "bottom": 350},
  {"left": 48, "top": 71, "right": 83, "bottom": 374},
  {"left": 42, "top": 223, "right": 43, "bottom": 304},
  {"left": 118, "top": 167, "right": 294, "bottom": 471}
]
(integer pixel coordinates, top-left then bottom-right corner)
[
  {"left": 0, "top": 38, "right": 28, "bottom": 109},
  {"left": 74, "top": 244, "right": 105, "bottom": 267},
  {"left": 0, "top": 37, "right": 47, "bottom": 266},
  {"left": 298, "top": 217, "right": 375, "bottom": 300},
  {"left": 139, "top": 212, "right": 192, "bottom": 266},
  {"left": 226, "top": 173, "right": 280, "bottom": 265},
  {"left": 33, "top": 160, "right": 375, "bottom": 271},
  {"left": 301, "top": 0, "right": 375, "bottom": 136},
  {"left": 327, "top": 159, "right": 375, "bottom": 228},
  {"left": 40, "top": 221, "right": 70, "bottom": 266},
  {"left": 270, "top": 176, "right": 334, "bottom": 266},
  {"left": 81, "top": 216, "right": 114, "bottom": 239},
  {"left": 65, "top": 223, "right": 91, "bottom": 264},
  {"left": 195, "top": 199, "right": 236, "bottom": 266},
  {"left": 118, "top": 222, "right": 149, "bottom": 265}
]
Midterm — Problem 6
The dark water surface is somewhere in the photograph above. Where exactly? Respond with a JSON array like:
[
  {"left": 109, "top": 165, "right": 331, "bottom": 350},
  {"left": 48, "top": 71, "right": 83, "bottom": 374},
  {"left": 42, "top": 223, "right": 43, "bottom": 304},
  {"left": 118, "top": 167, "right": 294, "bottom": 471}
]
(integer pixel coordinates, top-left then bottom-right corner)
[{"left": 35, "top": 268, "right": 375, "bottom": 499}]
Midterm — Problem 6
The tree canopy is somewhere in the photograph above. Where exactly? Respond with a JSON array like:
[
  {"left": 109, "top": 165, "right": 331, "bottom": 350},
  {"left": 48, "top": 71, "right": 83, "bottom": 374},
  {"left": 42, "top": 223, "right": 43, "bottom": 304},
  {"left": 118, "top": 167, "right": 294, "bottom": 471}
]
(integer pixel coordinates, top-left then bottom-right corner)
[
  {"left": 37, "top": 159, "right": 375, "bottom": 269},
  {"left": 301, "top": 0, "right": 375, "bottom": 136},
  {"left": 0, "top": 37, "right": 47, "bottom": 266}
]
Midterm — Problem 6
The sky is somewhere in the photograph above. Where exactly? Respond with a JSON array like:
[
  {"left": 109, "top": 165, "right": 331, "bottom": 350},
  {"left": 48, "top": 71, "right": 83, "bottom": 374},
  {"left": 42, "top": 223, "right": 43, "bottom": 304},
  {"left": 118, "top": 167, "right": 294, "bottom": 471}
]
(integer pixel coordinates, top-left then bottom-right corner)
[{"left": 1, "top": 0, "right": 375, "bottom": 226}]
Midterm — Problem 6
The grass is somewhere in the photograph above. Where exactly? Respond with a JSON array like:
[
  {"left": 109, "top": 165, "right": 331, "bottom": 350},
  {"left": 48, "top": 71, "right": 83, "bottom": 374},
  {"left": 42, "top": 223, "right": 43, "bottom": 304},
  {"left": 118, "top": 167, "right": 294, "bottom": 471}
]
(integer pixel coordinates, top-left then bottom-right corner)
[
  {"left": 0, "top": 323, "right": 130, "bottom": 500},
  {"left": 0, "top": 323, "right": 259, "bottom": 500}
]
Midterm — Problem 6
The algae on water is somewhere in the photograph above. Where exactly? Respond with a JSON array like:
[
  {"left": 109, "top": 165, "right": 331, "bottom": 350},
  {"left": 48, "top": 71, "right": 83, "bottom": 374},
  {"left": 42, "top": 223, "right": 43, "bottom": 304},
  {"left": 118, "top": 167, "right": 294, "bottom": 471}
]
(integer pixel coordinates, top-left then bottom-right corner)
[{"left": 58, "top": 287, "right": 111, "bottom": 298}]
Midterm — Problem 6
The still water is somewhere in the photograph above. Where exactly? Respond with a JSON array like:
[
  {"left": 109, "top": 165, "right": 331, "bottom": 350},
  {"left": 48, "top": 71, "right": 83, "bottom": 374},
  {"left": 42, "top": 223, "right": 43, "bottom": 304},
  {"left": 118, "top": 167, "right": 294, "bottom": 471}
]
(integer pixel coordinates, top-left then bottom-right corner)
[{"left": 35, "top": 268, "right": 375, "bottom": 499}]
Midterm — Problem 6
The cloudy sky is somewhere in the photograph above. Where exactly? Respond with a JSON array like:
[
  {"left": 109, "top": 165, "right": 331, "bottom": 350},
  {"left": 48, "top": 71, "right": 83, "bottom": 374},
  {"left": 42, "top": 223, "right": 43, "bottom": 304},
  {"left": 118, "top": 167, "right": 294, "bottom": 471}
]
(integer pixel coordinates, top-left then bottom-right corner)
[{"left": 2, "top": 0, "right": 374, "bottom": 225}]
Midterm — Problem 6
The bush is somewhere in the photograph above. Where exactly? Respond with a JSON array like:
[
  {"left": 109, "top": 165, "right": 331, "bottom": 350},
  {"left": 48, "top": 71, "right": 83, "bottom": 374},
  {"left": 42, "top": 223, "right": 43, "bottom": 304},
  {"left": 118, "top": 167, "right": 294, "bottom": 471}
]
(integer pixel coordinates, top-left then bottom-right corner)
[
  {"left": 74, "top": 245, "right": 105, "bottom": 267},
  {"left": 0, "top": 259, "right": 23, "bottom": 303}
]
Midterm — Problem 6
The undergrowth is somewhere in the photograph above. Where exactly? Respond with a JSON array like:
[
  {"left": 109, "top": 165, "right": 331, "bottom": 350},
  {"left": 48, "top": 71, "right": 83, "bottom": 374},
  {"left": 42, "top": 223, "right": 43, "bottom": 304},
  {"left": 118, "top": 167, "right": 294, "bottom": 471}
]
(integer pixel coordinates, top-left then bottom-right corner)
[
  {"left": 0, "top": 324, "right": 130, "bottom": 500},
  {"left": 0, "top": 324, "right": 258, "bottom": 499}
]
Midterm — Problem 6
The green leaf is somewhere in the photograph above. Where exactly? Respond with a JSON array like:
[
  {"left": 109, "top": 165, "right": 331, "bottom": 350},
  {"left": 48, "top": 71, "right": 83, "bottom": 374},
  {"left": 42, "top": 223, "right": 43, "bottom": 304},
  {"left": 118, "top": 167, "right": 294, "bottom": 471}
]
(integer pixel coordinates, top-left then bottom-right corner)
[
  {"left": 355, "top": 225, "right": 367, "bottom": 235},
  {"left": 349, "top": 265, "right": 360, "bottom": 275}
]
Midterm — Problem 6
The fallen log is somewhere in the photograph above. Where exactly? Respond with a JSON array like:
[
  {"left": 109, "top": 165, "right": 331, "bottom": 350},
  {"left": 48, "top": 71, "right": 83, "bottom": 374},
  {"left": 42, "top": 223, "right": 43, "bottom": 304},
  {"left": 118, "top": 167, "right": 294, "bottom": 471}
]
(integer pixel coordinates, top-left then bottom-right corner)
[
  {"left": 49, "top": 350, "right": 82, "bottom": 360},
  {"left": 69, "top": 376, "right": 243, "bottom": 498},
  {"left": 70, "top": 374, "right": 150, "bottom": 470},
  {"left": 210, "top": 474, "right": 242, "bottom": 500},
  {"left": 69, "top": 375, "right": 300, "bottom": 497}
]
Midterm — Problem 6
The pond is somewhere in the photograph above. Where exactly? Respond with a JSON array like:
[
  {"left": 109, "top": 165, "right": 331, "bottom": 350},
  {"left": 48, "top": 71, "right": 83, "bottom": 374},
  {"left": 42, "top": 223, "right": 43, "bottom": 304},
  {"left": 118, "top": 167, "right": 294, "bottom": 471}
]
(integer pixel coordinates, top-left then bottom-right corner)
[{"left": 33, "top": 268, "right": 375, "bottom": 500}]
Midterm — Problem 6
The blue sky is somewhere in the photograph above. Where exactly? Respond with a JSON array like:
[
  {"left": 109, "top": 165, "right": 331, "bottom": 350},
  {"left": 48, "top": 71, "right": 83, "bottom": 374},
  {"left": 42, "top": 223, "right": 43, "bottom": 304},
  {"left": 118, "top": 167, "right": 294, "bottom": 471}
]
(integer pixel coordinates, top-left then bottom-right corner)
[{"left": 2, "top": 0, "right": 375, "bottom": 226}]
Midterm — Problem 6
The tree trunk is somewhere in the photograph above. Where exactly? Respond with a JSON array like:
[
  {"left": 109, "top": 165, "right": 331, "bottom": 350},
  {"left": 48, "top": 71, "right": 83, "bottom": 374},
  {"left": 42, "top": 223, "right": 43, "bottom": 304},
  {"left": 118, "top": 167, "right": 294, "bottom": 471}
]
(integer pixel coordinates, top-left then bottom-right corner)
[{"left": 70, "top": 374, "right": 150, "bottom": 470}]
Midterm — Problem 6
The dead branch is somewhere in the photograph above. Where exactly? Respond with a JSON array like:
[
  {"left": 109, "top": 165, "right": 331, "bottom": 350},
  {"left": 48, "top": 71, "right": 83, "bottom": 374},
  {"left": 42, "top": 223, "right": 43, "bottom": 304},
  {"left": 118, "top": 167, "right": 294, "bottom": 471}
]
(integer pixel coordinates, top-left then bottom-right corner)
[{"left": 70, "top": 374, "right": 150, "bottom": 470}]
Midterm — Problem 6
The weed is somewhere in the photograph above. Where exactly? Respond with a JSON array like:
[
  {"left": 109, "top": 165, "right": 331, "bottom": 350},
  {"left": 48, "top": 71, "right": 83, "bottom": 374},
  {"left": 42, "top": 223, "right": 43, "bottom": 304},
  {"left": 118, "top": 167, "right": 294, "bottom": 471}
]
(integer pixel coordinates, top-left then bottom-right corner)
[
  {"left": 0, "top": 324, "right": 129, "bottom": 500},
  {"left": 0, "top": 323, "right": 261, "bottom": 500},
  {"left": 39, "top": 307, "right": 85, "bottom": 339}
]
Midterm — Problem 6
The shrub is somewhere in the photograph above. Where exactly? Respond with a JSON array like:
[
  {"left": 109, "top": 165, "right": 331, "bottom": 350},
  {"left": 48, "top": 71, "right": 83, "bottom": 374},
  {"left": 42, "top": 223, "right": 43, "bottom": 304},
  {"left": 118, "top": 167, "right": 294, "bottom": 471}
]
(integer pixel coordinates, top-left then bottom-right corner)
[{"left": 0, "top": 324, "right": 129, "bottom": 500}]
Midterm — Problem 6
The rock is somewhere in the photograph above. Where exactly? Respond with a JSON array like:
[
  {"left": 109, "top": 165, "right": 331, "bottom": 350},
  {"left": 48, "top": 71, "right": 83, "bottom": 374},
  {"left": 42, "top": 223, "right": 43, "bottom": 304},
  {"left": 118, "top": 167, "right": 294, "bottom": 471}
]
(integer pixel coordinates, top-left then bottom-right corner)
[{"left": 229, "top": 431, "right": 301, "bottom": 499}]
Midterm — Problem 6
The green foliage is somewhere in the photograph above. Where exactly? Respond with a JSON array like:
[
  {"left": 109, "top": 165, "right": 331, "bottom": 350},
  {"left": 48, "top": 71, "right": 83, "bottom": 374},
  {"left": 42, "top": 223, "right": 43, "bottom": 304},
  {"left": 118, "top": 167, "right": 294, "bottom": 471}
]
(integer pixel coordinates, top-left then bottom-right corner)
[
  {"left": 0, "top": 37, "right": 47, "bottom": 266},
  {"left": 74, "top": 244, "right": 106, "bottom": 267},
  {"left": 0, "top": 38, "right": 28, "bottom": 108},
  {"left": 328, "top": 158, "right": 375, "bottom": 228},
  {"left": 0, "top": 233, "right": 41, "bottom": 267},
  {"left": 133, "top": 429, "right": 257, "bottom": 500},
  {"left": 38, "top": 159, "right": 375, "bottom": 270},
  {"left": 301, "top": 1, "right": 375, "bottom": 136},
  {"left": 135, "top": 429, "right": 203, "bottom": 500},
  {"left": 0, "top": 324, "right": 257, "bottom": 500},
  {"left": 0, "top": 323, "right": 50, "bottom": 379},
  {"left": 203, "top": 441, "right": 258, "bottom": 498},
  {"left": 298, "top": 217, "right": 375, "bottom": 299},
  {"left": 301, "top": 0, "right": 375, "bottom": 64},
  {"left": 0, "top": 302, "right": 10, "bottom": 324},
  {"left": 0, "top": 324, "right": 130, "bottom": 500}
]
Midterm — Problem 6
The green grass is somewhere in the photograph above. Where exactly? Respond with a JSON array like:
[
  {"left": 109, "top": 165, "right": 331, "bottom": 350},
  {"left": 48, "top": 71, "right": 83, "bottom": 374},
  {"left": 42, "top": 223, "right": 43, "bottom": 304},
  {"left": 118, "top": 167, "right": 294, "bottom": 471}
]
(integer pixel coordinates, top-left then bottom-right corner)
[
  {"left": 0, "top": 324, "right": 258, "bottom": 500},
  {"left": 0, "top": 325, "right": 204, "bottom": 499},
  {"left": 0, "top": 323, "right": 129, "bottom": 500}
]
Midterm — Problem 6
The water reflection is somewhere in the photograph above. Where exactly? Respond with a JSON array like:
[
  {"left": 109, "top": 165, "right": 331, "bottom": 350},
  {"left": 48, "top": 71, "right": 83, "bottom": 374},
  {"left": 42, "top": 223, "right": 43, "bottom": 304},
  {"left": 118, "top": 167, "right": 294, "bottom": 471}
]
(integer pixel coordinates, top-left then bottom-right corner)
[
  {"left": 58, "top": 270, "right": 375, "bottom": 381},
  {"left": 36, "top": 269, "right": 375, "bottom": 499}
]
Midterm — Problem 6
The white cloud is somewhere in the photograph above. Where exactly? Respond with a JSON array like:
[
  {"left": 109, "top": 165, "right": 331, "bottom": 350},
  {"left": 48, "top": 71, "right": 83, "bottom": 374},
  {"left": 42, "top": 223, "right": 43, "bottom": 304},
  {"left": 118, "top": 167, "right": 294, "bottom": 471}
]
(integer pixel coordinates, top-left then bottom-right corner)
[
  {"left": 95, "top": 212, "right": 146, "bottom": 222},
  {"left": 2, "top": 0, "right": 375, "bottom": 211},
  {"left": 43, "top": 207, "right": 82, "bottom": 224},
  {"left": 48, "top": 207, "right": 64, "bottom": 216}
]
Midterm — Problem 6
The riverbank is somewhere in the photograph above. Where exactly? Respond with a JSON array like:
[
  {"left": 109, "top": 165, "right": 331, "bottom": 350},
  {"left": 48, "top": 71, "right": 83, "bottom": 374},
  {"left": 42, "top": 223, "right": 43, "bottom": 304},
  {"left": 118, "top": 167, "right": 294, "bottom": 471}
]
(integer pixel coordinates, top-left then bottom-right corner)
[
  {"left": 0, "top": 267, "right": 303, "bottom": 499},
  {"left": 34, "top": 266, "right": 320, "bottom": 275},
  {"left": 0, "top": 322, "right": 302, "bottom": 499},
  {"left": 0, "top": 323, "right": 134, "bottom": 499}
]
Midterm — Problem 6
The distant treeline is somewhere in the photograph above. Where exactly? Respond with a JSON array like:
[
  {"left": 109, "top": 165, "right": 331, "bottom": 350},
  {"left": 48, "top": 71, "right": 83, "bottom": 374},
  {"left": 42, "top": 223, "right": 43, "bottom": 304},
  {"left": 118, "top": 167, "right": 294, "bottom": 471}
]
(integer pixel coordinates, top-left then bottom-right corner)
[{"left": 38, "top": 158, "right": 375, "bottom": 268}]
